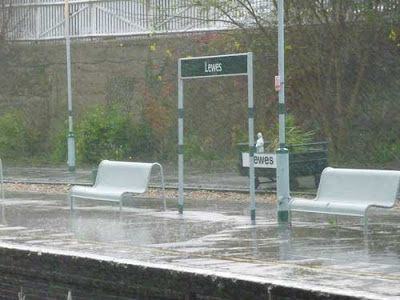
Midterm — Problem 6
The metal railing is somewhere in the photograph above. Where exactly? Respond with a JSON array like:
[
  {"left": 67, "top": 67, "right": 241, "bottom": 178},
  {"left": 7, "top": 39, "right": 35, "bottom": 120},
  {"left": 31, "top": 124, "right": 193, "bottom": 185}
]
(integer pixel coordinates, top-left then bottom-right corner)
[
  {"left": 1, "top": 0, "right": 398, "bottom": 41},
  {"left": 3, "top": 0, "right": 274, "bottom": 41}
]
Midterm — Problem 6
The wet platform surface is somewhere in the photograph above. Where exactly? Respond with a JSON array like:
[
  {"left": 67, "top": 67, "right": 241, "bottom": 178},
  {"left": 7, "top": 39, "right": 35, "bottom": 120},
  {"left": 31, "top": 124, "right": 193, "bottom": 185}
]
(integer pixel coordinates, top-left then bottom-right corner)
[{"left": 0, "top": 192, "right": 400, "bottom": 299}]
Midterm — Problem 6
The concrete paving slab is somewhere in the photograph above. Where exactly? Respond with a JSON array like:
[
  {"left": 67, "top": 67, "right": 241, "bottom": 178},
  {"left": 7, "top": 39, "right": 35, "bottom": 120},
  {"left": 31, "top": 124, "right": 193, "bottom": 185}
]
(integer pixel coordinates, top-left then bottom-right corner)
[{"left": 0, "top": 193, "right": 399, "bottom": 299}]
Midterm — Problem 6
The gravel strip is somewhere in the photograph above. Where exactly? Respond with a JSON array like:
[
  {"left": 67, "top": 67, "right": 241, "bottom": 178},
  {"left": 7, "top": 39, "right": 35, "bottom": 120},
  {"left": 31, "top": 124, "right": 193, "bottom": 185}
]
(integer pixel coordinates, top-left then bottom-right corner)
[
  {"left": 4, "top": 183, "right": 277, "bottom": 203},
  {"left": 5, "top": 183, "right": 71, "bottom": 194},
  {"left": 3, "top": 183, "right": 399, "bottom": 208}
]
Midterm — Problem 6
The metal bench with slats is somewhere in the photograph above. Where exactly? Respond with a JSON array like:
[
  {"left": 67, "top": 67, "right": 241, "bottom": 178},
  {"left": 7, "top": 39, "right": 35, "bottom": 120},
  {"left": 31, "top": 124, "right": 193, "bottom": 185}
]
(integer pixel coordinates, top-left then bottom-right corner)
[
  {"left": 69, "top": 160, "right": 166, "bottom": 211},
  {"left": 289, "top": 167, "right": 400, "bottom": 231}
]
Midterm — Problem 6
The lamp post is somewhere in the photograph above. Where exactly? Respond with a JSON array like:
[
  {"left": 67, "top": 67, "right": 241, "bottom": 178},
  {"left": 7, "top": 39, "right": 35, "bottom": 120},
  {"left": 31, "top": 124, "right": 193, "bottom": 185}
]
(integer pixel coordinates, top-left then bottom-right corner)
[
  {"left": 276, "top": 0, "right": 290, "bottom": 223},
  {"left": 64, "top": 0, "right": 76, "bottom": 172}
]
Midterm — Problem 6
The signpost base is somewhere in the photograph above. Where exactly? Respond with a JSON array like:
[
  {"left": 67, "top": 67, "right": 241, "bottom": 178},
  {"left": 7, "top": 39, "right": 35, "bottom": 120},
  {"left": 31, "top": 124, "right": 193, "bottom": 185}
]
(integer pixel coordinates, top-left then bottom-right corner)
[
  {"left": 251, "top": 209, "right": 256, "bottom": 221},
  {"left": 67, "top": 133, "right": 76, "bottom": 172},
  {"left": 278, "top": 210, "right": 289, "bottom": 223},
  {"left": 276, "top": 148, "right": 290, "bottom": 224}
]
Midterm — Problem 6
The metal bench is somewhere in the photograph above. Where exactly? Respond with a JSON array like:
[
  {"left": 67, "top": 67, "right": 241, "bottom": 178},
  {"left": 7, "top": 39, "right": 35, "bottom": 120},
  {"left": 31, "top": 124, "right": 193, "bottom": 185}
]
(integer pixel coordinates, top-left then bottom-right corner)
[
  {"left": 69, "top": 160, "right": 166, "bottom": 211},
  {"left": 289, "top": 167, "right": 400, "bottom": 231}
]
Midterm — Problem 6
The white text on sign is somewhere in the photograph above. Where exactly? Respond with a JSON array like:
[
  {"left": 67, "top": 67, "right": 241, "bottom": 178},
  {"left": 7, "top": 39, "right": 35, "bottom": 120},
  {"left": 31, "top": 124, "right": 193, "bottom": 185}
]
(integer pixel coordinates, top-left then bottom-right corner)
[
  {"left": 242, "top": 153, "right": 277, "bottom": 169},
  {"left": 204, "top": 62, "right": 223, "bottom": 73}
]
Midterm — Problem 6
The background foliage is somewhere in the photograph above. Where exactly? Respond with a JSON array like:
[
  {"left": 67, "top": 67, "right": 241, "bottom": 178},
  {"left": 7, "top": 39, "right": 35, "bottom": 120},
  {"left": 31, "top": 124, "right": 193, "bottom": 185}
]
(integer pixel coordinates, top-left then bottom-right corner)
[{"left": 0, "top": 0, "right": 398, "bottom": 169}]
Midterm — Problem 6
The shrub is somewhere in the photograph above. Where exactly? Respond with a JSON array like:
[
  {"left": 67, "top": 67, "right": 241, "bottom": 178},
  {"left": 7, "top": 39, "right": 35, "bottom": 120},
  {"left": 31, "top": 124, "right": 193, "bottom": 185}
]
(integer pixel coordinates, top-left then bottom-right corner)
[
  {"left": 257, "top": 114, "right": 316, "bottom": 152},
  {"left": 50, "top": 121, "right": 68, "bottom": 164},
  {"left": 371, "top": 141, "right": 400, "bottom": 165},
  {"left": 0, "top": 108, "right": 54, "bottom": 163},
  {"left": 184, "top": 135, "right": 220, "bottom": 161},
  {"left": 0, "top": 109, "right": 28, "bottom": 158},
  {"left": 75, "top": 104, "right": 151, "bottom": 165},
  {"left": 52, "top": 104, "right": 152, "bottom": 165}
]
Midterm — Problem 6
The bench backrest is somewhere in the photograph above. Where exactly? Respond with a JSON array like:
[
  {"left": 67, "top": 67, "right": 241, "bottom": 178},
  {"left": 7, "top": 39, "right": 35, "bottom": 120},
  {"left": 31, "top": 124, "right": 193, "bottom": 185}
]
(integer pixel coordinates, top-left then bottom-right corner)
[
  {"left": 316, "top": 167, "right": 400, "bottom": 207},
  {"left": 94, "top": 160, "right": 154, "bottom": 193}
]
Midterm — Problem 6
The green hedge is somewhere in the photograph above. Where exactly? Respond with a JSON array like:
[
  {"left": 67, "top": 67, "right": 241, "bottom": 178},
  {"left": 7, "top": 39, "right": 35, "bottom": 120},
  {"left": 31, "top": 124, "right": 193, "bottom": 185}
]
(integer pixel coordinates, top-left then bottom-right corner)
[{"left": 52, "top": 104, "right": 152, "bottom": 165}]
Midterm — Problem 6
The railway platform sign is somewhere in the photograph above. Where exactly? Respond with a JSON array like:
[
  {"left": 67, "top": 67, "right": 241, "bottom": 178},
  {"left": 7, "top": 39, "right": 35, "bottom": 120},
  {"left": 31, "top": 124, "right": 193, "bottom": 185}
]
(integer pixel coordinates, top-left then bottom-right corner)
[
  {"left": 178, "top": 53, "right": 257, "bottom": 222},
  {"left": 180, "top": 54, "right": 248, "bottom": 78},
  {"left": 242, "top": 153, "right": 277, "bottom": 169}
]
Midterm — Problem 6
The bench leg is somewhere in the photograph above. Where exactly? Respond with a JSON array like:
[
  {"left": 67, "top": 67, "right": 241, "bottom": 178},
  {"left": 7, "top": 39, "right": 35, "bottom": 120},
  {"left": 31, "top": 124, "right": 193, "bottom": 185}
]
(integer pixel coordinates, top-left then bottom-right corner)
[
  {"left": 154, "top": 163, "right": 167, "bottom": 211},
  {"left": 364, "top": 216, "right": 368, "bottom": 234},
  {"left": 69, "top": 193, "right": 74, "bottom": 211},
  {"left": 160, "top": 167, "right": 167, "bottom": 211}
]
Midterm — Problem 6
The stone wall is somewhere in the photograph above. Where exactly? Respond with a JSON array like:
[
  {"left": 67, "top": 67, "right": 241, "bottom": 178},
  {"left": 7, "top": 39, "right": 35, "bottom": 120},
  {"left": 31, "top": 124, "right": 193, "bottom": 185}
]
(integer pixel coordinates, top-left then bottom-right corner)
[{"left": 0, "top": 37, "right": 166, "bottom": 121}]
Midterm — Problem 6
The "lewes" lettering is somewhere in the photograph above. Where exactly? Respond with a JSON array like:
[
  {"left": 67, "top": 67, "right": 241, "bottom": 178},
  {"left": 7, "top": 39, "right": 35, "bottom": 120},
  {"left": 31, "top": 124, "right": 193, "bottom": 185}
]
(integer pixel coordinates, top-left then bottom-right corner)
[
  {"left": 204, "top": 62, "right": 222, "bottom": 73},
  {"left": 254, "top": 155, "right": 274, "bottom": 165}
]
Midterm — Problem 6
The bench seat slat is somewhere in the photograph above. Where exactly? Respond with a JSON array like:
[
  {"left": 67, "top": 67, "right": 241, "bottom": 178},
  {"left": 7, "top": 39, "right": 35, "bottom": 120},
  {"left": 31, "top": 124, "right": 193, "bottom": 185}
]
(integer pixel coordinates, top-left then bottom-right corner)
[
  {"left": 290, "top": 198, "right": 369, "bottom": 217},
  {"left": 70, "top": 186, "right": 137, "bottom": 202}
]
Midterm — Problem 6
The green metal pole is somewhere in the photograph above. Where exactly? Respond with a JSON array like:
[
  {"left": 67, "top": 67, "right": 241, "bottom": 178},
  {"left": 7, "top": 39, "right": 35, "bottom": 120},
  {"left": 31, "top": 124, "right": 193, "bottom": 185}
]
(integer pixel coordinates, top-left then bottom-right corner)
[
  {"left": 277, "top": 0, "right": 290, "bottom": 223},
  {"left": 65, "top": 0, "right": 76, "bottom": 172},
  {"left": 178, "top": 59, "right": 184, "bottom": 214},
  {"left": 0, "top": 159, "right": 3, "bottom": 200},
  {"left": 247, "top": 53, "right": 256, "bottom": 222}
]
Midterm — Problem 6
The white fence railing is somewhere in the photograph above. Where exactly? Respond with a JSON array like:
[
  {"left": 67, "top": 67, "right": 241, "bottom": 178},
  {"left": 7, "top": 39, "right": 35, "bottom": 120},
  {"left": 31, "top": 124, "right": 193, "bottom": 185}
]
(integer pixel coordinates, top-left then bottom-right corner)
[
  {"left": 2, "top": 0, "right": 274, "bottom": 41},
  {"left": 1, "top": 0, "right": 398, "bottom": 41}
]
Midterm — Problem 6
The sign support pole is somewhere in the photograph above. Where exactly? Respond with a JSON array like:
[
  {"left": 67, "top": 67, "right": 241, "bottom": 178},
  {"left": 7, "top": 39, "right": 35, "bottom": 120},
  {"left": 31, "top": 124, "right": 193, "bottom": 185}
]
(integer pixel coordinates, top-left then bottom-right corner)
[
  {"left": 178, "top": 60, "right": 184, "bottom": 214},
  {"left": 277, "top": 0, "right": 290, "bottom": 223},
  {"left": 65, "top": 0, "right": 76, "bottom": 172},
  {"left": 247, "top": 53, "right": 256, "bottom": 222}
]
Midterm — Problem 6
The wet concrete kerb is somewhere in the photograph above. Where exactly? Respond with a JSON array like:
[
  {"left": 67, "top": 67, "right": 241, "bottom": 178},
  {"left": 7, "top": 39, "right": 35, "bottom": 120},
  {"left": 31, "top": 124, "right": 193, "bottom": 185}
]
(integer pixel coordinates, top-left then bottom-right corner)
[
  {"left": 0, "top": 192, "right": 399, "bottom": 299},
  {"left": 0, "top": 243, "right": 366, "bottom": 300}
]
